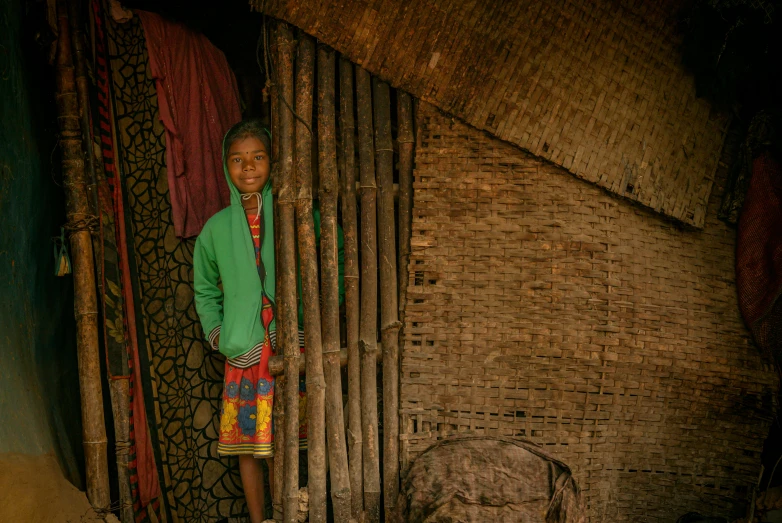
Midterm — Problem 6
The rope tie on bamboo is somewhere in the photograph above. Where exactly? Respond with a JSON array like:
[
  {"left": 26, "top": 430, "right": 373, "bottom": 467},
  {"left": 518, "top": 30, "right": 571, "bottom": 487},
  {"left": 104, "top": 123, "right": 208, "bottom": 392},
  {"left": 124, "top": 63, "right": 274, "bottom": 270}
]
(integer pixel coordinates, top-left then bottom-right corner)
[
  {"left": 241, "top": 191, "right": 263, "bottom": 219},
  {"left": 114, "top": 440, "right": 132, "bottom": 454},
  {"left": 103, "top": 499, "right": 133, "bottom": 514},
  {"left": 64, "top": 213, "right": 99, "bottom": 235}
]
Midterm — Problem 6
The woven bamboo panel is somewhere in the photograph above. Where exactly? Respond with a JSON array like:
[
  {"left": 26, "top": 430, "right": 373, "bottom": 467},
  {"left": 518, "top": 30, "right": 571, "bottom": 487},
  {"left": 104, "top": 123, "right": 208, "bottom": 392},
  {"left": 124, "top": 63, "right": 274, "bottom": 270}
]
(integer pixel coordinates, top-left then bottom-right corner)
[
  {"left": 400, "top": 103, "right": 777, "bottom": 522},
  {"left": 251, "top": 0, "right": 727, "bottom": 228}
]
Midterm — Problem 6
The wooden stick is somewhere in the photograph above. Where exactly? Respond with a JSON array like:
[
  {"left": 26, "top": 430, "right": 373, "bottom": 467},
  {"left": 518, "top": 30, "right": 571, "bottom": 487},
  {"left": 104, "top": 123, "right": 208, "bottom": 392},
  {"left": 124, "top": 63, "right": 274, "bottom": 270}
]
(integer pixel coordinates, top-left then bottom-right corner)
[
  {"left": 317, "top": 46, "right": 353, "bottom": 523},
  {"left": 67, "top": 0, "right": 99, "bottom": 215},
  {"left": 275, "top": 22, "right": 300, "bottom": 523},
  {"left": 374, "top": 78, "right": 401, "bottom": 520},
  {"left": 396, "top": 92, "right": 414, "bottom": 476},
  {"left": 269, "top": 22, "right": 286, "bottom": 522},
  {"left": 108, "top": 379, "right": 134, "bottom": 523},
  {"left": 269, "top": 24, "right": 286, "bottom": 522},
  {"left": 293, "top": 33, "right": 327, "bottom": 523},
  {"left": 268, "top": 343, "right": 382, "bottom": 377},
  {"left": 54, "top": 0, "right": 110, "bottom": 512},
  {"left": 272, "top": 368, "right": 285, "bottom": 523},
  {"left": 396, "top": 93, "right": 414, "bottom": 322},
  {"left": 355, "top": 65, "right": 381, "bottom": 523},
  {"left": 338, "top": 56, "right": 364, "bottom": 522}
]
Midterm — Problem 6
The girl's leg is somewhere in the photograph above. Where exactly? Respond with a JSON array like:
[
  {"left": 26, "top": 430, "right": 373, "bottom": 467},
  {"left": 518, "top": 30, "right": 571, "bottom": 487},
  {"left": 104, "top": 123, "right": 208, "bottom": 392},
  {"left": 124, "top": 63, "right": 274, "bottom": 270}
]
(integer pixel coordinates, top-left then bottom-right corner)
[
  {"left": 266, "top": 457, "right": 274, "bottom": 501},
  {"left": 239, "top": 454, "right": 265, "bottom": 523}
]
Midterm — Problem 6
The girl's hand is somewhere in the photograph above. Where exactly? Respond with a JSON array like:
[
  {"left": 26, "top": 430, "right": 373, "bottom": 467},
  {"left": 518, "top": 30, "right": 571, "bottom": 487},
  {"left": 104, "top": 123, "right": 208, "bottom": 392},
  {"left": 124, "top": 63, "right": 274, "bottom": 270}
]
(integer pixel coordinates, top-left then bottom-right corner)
[{"left": 214, "top": 335, "right": 220, "bottom": 351}]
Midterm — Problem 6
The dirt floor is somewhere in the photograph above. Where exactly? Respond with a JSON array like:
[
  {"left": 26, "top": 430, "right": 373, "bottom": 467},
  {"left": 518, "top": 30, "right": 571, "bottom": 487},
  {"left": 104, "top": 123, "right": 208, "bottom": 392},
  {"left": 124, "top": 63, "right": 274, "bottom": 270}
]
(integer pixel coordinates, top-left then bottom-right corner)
[{"left": 0, "top": 452, "right": 117, "bottom": 523}]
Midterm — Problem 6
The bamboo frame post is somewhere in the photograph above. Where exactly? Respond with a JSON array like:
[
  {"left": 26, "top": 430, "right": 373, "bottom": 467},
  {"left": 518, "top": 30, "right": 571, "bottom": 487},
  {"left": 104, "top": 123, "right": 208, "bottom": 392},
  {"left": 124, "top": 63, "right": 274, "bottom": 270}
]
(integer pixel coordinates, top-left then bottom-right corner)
[
  {"left": 338, "top": 56, "right": 364, "bottom": 522},
  {"left": 355, "top": 65, "right": 381, "bottom": 523},
  {"left": 67, "top": 0, "right": 98, "bottom": 212},
  {"left": 108, "top": 379, "right": 134, "bottom": 522},
  {"left": 293, "top": 32, "right": 328, "bottom": 523},
  {"left": 272, "top": 372, "right": 285, "bottom": 521},
  {"left": 374, "top": 78, "right": 401, "bottom": 520},
  {"left": 396, "top": 93, "right": 414, "bottom": 322},
  {"left": 275, "top": 22, "right": 300, "bottom": 523},
  {"left": 268, "top": 344, "right": 382, "bottom": 377},
  {"left": 269, "top": 21, "right": 285, "bottom": 523},
  {"left": 54, "top": 0, "right": 110, "bottom": 512},
  {"left": 396, "top": 92, "right": 414, "bottom": 475},
  {"left": 69, "top": 3, "right": 134, "bottom": 520},
  {"left": 317, "top": 46, "right": 353, "bottom": 522}
]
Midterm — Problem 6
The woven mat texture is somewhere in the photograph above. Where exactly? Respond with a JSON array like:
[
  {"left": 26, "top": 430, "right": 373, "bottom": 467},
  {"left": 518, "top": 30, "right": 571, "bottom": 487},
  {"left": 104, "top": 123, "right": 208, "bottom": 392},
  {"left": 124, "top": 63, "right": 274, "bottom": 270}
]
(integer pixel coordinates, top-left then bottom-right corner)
[
  {"left": 252, "top": 0, "right": 728, "bottom": 227},
  {"left": 399, "top": 103, "right": 777, "bottom": 522}
]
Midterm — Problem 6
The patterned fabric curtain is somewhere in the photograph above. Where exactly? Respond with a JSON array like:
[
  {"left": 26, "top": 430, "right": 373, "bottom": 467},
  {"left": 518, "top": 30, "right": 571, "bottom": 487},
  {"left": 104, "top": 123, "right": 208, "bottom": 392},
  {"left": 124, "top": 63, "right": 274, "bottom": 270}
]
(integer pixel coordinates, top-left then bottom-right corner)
[{"left": 102, "top": 12, "right": 247, "bottom": 522}]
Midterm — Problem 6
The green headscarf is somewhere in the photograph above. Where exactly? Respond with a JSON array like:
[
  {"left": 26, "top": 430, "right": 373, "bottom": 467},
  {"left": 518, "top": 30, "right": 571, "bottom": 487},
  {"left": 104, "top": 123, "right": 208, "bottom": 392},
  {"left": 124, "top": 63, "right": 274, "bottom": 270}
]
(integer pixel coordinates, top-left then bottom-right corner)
[{"left": 220, "top": 128, "right": 276, "bottom": 306}]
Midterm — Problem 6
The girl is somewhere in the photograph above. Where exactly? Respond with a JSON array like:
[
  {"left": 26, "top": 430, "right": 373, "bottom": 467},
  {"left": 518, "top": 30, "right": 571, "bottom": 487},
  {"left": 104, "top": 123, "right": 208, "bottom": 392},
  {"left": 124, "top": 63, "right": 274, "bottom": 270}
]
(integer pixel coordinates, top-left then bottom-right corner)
[{"left": 194, "top": 119, "right": 312, "bottom": 523}]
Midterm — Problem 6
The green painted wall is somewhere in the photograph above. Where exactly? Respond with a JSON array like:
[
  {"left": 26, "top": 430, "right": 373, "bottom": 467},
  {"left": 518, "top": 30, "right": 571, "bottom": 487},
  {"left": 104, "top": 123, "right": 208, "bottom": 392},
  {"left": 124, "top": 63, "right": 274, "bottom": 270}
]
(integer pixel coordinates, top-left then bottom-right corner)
[{"left": 1, "top": 0, "right": 83, "bottom": 486}]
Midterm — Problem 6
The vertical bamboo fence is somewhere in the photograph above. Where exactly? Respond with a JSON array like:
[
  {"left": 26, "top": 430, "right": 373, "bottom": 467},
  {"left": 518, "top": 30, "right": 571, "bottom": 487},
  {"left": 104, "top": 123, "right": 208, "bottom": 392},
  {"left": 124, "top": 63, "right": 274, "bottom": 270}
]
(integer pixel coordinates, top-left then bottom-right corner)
[
  {"left": 338, "top": 56, "right": 365, "bottom": 523},
  {"left": 274, "top": 22, "right": 301, "bottom": 523},
  {"left": 396, "top": 93, "right": 415, "bottom": 477},
  {"left": 317, "top": 46, "right": 353, "bottom": 522},
  {"left": 50, "top": 7, "right": 415, "bottom": 522},
  {"left": 374, "top": 77, "right": 401, "bottom": 521},
  {"left": 293, "top": 33, "right": 328, "bottom": 523},
  {"left": 269, "top": 23, "right": 286, "bottom": 523},
  {"left": 355, "top": 65, "right": 382, "bottom": 523},
  {"left": 54, "top": 0, "right": 110, "bottom": 512},
  {"left": 267, "top": 19, "right": 415, "bottom": 523}
]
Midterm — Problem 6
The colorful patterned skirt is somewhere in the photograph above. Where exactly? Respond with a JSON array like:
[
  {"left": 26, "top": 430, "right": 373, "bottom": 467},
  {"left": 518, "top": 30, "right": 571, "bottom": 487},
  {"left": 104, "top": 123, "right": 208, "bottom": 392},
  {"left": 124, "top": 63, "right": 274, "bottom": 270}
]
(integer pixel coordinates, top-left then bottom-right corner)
[{"left": 217, "top": 297, "right": 307, "bottom": 458}]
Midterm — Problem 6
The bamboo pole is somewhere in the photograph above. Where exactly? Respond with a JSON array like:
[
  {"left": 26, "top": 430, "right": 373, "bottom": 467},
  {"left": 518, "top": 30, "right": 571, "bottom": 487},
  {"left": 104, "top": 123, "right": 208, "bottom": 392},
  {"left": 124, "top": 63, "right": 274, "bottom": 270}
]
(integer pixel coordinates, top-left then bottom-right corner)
[
  {"left": 275, "top": 22, "right": 300, "bottom": 523},
  {"left": 355, "top": 66, "right": 381, "bottom": 523},
  {"left": 108, "top": 379, "right": 134, "bottom": 522},
  {"left": 396, "top": 93, "right": 414, "bottom": 323},
  {"left": 54, "top": 0, "right": 110, "bottom": 512},
  {"left": 268, "top": 343, "right": 382, "bottom": 377},
  {"left": 69, "top": 4, "right": 134, "bottom": 520},
  {"left": 396, "top": 92, "right": 414, "bottom": 475},
  {"left": 67, "top": 0, "right": 98, "bottom": 214},
  {"left": 338, "top": 56, "right": 364, "bottom": 522},
  {"left": 317, "top": 46, "right": 353, "bottom": 522},
  {"left": 269, "top": 23, "right": 285, "bottom": 523},
  {"left": 374, "top": 78, "right": 401, "bottom": 520},
  {"left": 293, "top": 33, "right": 327, "bottom": 523},
  {"left": 272, "top": 360, "right": 286, "bottom": 521}
]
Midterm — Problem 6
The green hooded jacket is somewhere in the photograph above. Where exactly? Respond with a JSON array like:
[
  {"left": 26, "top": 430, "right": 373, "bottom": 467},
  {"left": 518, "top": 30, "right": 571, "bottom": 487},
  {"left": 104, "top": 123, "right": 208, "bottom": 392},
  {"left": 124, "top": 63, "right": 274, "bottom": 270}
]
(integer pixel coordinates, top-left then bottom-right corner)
[{"left": 194, "top": 140, "right": 343, "bottom": 360}]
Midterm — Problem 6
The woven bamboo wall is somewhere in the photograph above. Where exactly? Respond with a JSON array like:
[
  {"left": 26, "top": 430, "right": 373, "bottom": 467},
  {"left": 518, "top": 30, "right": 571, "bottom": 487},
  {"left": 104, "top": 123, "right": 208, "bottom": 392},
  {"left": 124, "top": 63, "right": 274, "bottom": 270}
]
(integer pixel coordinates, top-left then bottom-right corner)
[
  {"left": 400, "top": 102, "right": 778, "bottom": 522},
  {"left": 251, "top": 0, "right": 727, "bottom": 228}
]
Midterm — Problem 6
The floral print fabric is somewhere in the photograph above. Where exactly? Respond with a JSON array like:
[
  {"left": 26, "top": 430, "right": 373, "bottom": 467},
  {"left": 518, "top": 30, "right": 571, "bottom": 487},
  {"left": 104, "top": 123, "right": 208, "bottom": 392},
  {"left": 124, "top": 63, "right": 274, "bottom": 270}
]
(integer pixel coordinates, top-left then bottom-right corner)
[
  {"left": 217, "top": 343, "right": 308, "bottom": 456},
  {"left": 218, "top": 361, "right": 276, "bottom": 457}
]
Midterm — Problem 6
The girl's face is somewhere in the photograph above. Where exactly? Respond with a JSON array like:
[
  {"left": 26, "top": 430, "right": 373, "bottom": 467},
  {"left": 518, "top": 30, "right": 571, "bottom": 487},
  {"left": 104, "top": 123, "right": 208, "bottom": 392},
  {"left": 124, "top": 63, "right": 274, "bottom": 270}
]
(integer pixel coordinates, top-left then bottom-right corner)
[{"left": 226, "top": 136, "right": 270, "bottom": 194}]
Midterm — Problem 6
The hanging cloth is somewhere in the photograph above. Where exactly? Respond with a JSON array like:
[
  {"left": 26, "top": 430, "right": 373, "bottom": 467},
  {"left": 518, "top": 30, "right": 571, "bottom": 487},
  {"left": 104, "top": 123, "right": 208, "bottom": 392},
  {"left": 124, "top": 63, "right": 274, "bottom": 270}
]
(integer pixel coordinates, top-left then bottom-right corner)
[
  {"left": 736, "top": 151, "right": 782, "bottom": 361},
  {"left": 135, "top": 10, "right": 241, "bottom": 238}
]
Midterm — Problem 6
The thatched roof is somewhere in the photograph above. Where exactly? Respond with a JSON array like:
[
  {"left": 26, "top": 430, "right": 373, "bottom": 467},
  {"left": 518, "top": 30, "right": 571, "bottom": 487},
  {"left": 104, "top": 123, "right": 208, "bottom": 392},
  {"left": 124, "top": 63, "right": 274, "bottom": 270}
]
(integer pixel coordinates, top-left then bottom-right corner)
[{"left": 252, "top": 0, "right": 728, "bottom": 228}]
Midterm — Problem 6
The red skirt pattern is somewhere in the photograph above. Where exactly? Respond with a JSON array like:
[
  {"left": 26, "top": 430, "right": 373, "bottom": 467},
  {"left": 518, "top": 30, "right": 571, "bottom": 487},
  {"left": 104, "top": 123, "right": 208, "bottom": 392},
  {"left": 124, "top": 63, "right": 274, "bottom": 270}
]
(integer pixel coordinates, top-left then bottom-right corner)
[{"left": 217, "top": 297, "right": 307, "bottom": 457}]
